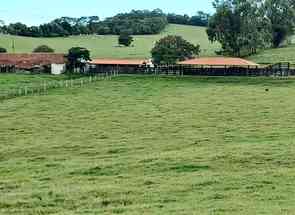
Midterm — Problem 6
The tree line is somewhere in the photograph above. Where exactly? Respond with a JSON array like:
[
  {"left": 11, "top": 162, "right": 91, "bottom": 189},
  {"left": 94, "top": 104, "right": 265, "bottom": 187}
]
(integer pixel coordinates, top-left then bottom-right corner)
[
  {"left": 207, "top": 0, "right": 295, "bottom": 57},
  {"left": 0, "top": 9, "right": 210, "bottom": 37},
  {"left": 167, "top": 11, "right": 210, "bottom": 27}
]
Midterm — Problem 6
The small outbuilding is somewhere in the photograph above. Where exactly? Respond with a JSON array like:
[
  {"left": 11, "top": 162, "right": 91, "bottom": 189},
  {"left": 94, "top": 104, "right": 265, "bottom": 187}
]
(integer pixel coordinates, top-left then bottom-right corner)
[
  {"left": 89, "top": 58, "right": 153, "bottom": 73},
  {"left": 0, "top": 53, "right": 67, "bottom": 74}
]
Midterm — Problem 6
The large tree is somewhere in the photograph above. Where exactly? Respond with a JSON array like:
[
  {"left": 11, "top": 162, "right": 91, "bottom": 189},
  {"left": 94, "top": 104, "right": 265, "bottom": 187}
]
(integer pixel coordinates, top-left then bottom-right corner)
[
  {"left": 207, "top": 0, "right": 271, "bottom": 57},
  {"left": 264, "top": 0, "right": 295, "bottom": 47},
  {"left": 151, "top": 35, "right": 200, "bottom": 64},
  {"left": 67, "top": 47, "right": 91, "bottom": 72}
]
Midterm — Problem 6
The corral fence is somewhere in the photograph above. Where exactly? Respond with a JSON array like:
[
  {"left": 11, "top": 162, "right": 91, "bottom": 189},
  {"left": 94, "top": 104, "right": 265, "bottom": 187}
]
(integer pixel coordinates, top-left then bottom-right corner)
[
  {"left": 89, "top": 62, "right": 295, "bottom": 77},
  {"left": 1, "top": 62, "right": 294, "bottom": 101},
  {"left": 0, "top": 72, "right": 116, "bottom": 101},
  {"left": 0, "top": 65, "right": 16, "bottom": 73}
]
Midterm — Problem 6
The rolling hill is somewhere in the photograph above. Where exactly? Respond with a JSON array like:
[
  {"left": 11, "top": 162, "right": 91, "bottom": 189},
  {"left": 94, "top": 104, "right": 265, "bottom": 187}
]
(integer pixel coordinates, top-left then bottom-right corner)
[
  {"left": 0, "top": 24, "right": 219, "bottom": 59},
  {"left": 0, "top": 24, "right": 294, "bottom": 64},
  {"left": 247, "top": 39, "right": 295, "bottom": 65}
]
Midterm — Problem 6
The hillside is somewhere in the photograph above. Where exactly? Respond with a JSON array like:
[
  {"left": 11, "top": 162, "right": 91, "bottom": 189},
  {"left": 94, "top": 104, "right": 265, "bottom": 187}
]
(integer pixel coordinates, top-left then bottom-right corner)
[
  {"left": 247, "top": 37, "right": 295, "bottom": 64},
  {"left": 0, "top": 24, "right": 220, "bottom": 59},
  {"left": 1, "top": 24, "right": 295, "bottom": 63}
]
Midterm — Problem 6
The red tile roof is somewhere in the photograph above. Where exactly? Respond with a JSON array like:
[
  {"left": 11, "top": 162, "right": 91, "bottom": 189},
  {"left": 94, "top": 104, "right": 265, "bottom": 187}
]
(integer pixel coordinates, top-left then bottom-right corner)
[
  {"left": 178, "top": 57, "right": 259, "bottom": 66},
  {"left": 90, "top": 59, "right": 147, "bottom": 66},
  {"left": 0, "top": 53, "right": 66, "bottom": 69}
]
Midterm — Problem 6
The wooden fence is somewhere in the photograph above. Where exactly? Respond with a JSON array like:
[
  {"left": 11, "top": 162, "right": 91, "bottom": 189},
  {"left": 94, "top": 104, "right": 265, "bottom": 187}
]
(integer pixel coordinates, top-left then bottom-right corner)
[
  {"left": 0, "top": 72, "right": 117, "bottom": 101},
  {"left": 1, "top": 62, "right": 293, "bottom": 101},
  {"left": 0, "top": 65, "right": 16, "bottom": 73},
  {"left": 89, "top": 62, "right": 293, "bottom": 77}
]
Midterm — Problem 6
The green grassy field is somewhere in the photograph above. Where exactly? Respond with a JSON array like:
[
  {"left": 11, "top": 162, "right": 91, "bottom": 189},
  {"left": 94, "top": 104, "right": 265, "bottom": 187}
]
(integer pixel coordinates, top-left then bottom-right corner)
[
  {"left": 0, "top": 74, "right": 72, "bottom": 91},
  {"left": 0, "top": 24, "right": 220, "bottom": 59},
  {"left": 1, "top": 75, "right": 295, "bottom": 214},
  {"left": 247, "top": 43, "right": 295, "bottom": 65}
]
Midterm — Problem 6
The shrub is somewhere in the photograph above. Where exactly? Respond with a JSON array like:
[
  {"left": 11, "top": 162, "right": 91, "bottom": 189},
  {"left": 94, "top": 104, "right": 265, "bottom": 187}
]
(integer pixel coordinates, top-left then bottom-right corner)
[
  {"left": 0, "top": 47, "right": 7, "bottom": 53},
  {"left": 33, "top": 45, "right": 54, "bottom": 53},
  {"left": 118, "top": 31, "right": 134, "bottom": 47}
]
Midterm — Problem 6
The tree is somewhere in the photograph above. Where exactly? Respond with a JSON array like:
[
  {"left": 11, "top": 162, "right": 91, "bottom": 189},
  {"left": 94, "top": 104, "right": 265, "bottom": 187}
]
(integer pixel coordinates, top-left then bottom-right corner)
[
  {"left": 33, "top": 45, "right": 55, "bottom": 53},
  {"left": 264, "top": 0, "right": 295, "bottom": 47},
  {"left": 0, "top": 47, "right": 7, "bottom": 53},
  {"left": 207, "top": 0, "right": 271, "bottom": 57},
  {"left": 151, "top": 35, "right": 200, "bottom": 64},
  {"left": 67, "top": 47, "right": 91, "bottom": 72},
  {"left": 118, "top": 31, "right": 134, "bottom": 47}
]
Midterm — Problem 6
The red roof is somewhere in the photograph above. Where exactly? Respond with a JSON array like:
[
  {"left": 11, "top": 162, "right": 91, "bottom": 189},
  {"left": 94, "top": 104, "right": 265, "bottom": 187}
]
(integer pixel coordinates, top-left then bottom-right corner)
[
  {"left": 178, "top": 57, "right": 259, "bottom": 66},
  {"left": 90, "top": 59, "right": 147, "bottom": 65},
  {"left": 0, "top": 53, "right": 66, "bottom": 69}
]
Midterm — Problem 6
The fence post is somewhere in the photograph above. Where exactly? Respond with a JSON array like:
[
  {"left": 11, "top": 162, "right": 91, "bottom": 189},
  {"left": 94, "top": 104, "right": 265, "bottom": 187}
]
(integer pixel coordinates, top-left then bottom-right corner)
[{"left": 43, "top": 82, "right": 47, "bottom": 93}]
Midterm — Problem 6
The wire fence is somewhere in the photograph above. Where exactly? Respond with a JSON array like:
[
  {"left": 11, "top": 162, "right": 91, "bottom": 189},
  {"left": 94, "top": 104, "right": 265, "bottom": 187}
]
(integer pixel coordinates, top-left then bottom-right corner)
[{"left": 0, "top": 72, "right": 119, "bottom": 101}]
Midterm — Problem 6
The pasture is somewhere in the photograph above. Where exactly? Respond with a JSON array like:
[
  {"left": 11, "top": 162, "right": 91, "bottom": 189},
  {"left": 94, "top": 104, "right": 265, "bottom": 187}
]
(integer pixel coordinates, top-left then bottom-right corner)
[
  {"left": 1, "top": 75, "right": 295, "bottom": 214},
  {"left": 0, "top": 24, "right": 219, "bottom": 59},
  {"left": 0, "top": 74, "right": 70, "bottom": 91},
  {"left": 247, "top": 43, "right": 295, "bottom": 65}
]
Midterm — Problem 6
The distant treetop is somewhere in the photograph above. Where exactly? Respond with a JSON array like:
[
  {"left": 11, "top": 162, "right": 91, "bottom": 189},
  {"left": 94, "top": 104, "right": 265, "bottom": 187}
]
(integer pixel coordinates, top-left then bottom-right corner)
[{"left": 0, "top": 9, "right": 210, "bottom": 38}]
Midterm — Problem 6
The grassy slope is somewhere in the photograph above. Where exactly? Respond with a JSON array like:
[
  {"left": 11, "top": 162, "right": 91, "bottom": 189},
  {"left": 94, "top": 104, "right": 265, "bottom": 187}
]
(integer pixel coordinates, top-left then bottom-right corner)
[
  {"left": 247, "top": 36, "right": 295, "bottom": 64},
  {"left": 1, "top": 76, "right": 295, "bottom": 214},
  {"left": 0, "top": 24, "right": 219, "bottom": 59}
]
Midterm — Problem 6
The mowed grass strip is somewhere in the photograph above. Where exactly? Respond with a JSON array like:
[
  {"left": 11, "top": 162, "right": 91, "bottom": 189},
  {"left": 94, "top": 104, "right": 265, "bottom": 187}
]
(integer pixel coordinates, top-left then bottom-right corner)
[{"left": 1, "top": 76, "right": 295, "bottom": 214}]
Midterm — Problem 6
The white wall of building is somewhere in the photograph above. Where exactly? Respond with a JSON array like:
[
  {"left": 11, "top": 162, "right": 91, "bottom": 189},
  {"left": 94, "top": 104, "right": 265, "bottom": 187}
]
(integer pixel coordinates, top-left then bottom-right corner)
[{"left": 51, "top": 64, "right": 66, "bottom": 75}]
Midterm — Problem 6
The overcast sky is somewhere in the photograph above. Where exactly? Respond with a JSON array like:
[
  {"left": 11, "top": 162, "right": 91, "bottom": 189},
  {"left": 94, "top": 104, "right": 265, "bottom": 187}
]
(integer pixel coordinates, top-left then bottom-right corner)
[{"left": 0, "top": 0, "right": 214, "bottom": 26}]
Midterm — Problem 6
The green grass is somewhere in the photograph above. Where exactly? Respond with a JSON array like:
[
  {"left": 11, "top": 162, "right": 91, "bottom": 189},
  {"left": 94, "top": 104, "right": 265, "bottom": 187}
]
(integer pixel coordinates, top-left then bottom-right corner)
[
  {"left": 0, "top": 74, "right": 76, "bottom": 91},
  {"left": 1, "top": 75, "right": 295, "bottom": 214},
  {"left": 247, "top": 42, "right": 295, "bottom": 65},
  {"left": 0, "top": 24, "right": 220, "bottom": 59}
]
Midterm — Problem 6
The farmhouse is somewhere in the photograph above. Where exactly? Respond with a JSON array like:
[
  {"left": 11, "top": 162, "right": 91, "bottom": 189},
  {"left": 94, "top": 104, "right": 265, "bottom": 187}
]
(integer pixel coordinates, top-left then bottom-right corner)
[
  {"left": 0, "top": 53, "right": 67, "bottom": 75},
  {"left": 89, "top": 58, "right": 153, "bottom": 73}
]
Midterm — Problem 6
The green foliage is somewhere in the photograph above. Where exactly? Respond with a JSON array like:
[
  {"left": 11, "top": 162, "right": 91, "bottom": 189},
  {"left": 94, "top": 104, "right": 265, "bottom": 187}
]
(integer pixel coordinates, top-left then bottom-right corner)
[
  {"left": 0, "top": 9, "right": 168, "bottom": 37},
  {"left": 207, "top": 0, "right": 271, "bottom": 57},
  {"left": 33, "top": 45, "right": 54, "bottom": 53},
  {"left": 0, "top": 46, "right": 7, "bottom": 53},
  {"left": 67, "top": 47, "right": 91, "bottom": 72},
  {"left": 151, "top": 35, "right": 200, "bottom": 64},
  {"left": 264, "top": 0, "right": 295, "bottom": 47},
  {"left": 208, "top": 0, "right": 295, "bottom": 56},
  {"left": 167, "top": 11, "right": 210, "bottom": 26},
  {"left": 0, "top": 10, "right": 213, "bottom": 37},
  {"left": 118, "top": 31, "right": 134, "bottom": 47},
  {"left": 102, "top": 9, "right": 168, "bottom": 35}
]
